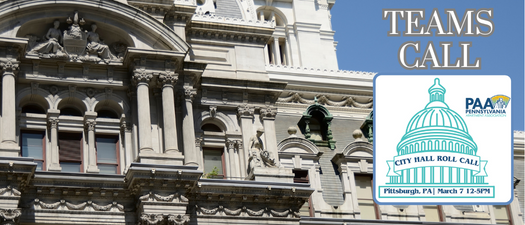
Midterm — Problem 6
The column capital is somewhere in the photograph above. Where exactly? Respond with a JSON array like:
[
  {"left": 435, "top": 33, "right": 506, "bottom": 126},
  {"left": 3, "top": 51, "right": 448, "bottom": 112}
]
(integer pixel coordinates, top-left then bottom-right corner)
[
  {"left": 47, "top": 118, "right": 59, "bottom": 129},
  {"left": 195, "top": 136, "right": 203, "bottom": 148},
  {"left": 0, "top": 58, "right": 19, "bottom": 74},
  {"left": 226, "top": 139, "right": 242, "bottom": 151},
  {"left": 133, "top": 68, "right": 153, "bottom": 85},
  {"left": 237, "top": 104, "right": 254, "bottom": 118},
  {"left": 85, "top": 120, "right": 96, "bottom": 131},
  {"left": 158, "top": 71, "right": 178, "bottom": 86},
  {"left": 184, "top": 86, "right": 196, "bottom": 102},
  {"left": 260, "top": 106, "right": 277, "bottom": 119}
]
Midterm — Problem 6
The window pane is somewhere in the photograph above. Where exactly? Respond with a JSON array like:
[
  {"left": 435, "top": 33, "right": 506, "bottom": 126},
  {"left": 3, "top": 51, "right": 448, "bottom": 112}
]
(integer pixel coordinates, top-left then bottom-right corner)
[
  {"left": 98, "top": 164, "right": 117, "bottom": 174},
  {"left": 423, "top": 205, "right": 440, "bottom": 222},
  {"left": 203, "top": 149, "right": 223, "bottom": 175},
  {"left": 96, "top": 137, "right": 117, "bottom": 163},
  {"left": 21, "top": 133, "right": 44, "bottom": 160},
  {"left": 61, "top": 162, "right": 81, "bottom": 173},
  {"left": 59, "top": 133, "right": 82, "bottom": 162}
]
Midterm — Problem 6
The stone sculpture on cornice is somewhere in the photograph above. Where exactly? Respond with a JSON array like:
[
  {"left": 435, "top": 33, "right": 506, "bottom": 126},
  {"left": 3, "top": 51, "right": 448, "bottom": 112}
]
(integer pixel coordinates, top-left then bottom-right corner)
[
  {"left": 85, "top": 23, "right": 115, "bottom": 62},
  {"left": 248, "top": 128, "right": 276, "bottom": 173},
  {"left": 27, "top": 20, "right": 67, "bottom": 58},
  {"left": 26, "top": 11, "right": 125, "bottom": 63}
]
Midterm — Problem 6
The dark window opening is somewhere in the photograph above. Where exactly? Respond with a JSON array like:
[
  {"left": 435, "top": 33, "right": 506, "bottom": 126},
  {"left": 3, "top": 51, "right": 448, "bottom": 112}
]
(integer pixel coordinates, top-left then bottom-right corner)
[
  {"left": 310, "top": 111, "right": 327, "bottom": 141},
  {"left": 201, "top": 123, "right": 222, "bottom": 132},
  {"left": 97, "top": 109, "right": 119, "bottom": 119},
  {"left": 22, "top": 104, "right": 46, "bottom": 114},
  {"left": 60, "top": 107, "right": 82, "bottom": 116}
]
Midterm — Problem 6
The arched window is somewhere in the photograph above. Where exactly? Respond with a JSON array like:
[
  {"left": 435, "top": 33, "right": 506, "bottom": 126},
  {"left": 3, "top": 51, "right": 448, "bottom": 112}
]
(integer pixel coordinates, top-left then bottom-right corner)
[{"left": 298, "top": 101, "right": 336, "bottom": 149}]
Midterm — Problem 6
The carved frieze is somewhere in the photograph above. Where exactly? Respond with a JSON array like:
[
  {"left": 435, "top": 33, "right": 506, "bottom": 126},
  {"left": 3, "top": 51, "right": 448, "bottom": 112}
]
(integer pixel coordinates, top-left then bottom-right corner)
[
  {"left": 33, "top": 199, "right": 124, "bottom": 212},
  {"left": 278, "top": 92, "right": 373, "bottom": 109},
  {"left": 139, "top": 192, "right": 189, "bottom": 203},
  {"left": 196, "top": 205, "right": 299, "bottom": 218}
]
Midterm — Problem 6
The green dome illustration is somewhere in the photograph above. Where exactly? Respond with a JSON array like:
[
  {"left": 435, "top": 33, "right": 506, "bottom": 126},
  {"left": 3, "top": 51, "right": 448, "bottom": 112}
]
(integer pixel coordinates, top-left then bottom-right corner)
[
  {"left": 398, "top": 78, "right": 477, "bottom": 155},
  {"left": 387, "top": 78, "right": 487, "bottom": 185}
]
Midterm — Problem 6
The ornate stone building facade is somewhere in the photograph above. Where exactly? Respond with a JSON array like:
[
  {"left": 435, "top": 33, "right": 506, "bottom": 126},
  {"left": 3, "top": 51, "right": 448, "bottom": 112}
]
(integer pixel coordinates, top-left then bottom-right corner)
[{"left": 0, "top": 0, "right": 522, "bottom": 224}]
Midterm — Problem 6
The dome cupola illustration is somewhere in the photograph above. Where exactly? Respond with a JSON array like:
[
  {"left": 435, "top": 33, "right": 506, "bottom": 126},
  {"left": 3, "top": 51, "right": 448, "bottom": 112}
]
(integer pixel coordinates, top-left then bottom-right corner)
[{"left": 387, "top": 78, "right": 488, "bottom": 184}]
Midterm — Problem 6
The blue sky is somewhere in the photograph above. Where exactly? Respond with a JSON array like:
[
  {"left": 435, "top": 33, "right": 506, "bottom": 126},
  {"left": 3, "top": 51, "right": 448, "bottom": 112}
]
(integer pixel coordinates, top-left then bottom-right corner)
[{"left": 331, "top": 1, "right": 524, "bottom": 131}]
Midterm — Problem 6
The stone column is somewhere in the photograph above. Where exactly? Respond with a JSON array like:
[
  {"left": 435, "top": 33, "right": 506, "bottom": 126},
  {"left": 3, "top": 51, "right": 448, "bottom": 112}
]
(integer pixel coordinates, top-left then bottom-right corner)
[
  {"left": 272, "top": 37, "right": 281, "bottom": 65},
  {"left": 158, "top": 72, "right": 179, "bottom": 153},
  {"left": 47, "top": 117, "right": 61, "bottom": 171},
  {"left": 0, "top": 60, "right": 19, "bottom": 155},
  {"left": 284, "top": 38, "right": 292, "bottom": 66},
  {"left": 237, "top": 105, "right": 254, "bottom": 178},
  {"left": 226, "top": 139, "right": 237, "bottom": 179},
  {"left": 85, "top": 120, "right": 99, "bottom": 173},
  {"left": 133, "top": 70, "right": 153, "bottom": 152},
  {"left": 182, "top": 86, "right": 198, "bottom": 166},
  {"left": 263, "top": 44, "right": 270, "bottom": 65},
  {"left": 260, "top": 106, "right": 279, "bottom": 164},
  {"left": 259, "top": 11, "right": 264, "bottom": 21}
]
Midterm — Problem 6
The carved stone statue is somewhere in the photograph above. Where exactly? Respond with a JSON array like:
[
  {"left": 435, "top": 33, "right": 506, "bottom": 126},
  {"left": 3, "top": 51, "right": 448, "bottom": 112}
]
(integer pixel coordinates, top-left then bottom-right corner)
[
  {"left": 28, "top": 20, "right": 66, "bottom": 57},
  {"left": 86, "top": 23, "right": 115, "bottom": 62},
  {"left": 248, "top": 128, "right": 276, "bottom": 173}
]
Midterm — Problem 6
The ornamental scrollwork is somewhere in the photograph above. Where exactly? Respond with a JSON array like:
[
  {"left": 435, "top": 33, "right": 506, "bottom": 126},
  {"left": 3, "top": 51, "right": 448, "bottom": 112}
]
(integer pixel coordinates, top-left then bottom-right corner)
[
  {"left": 0, "top": 208, "right": 21, "bottom": 224},
  {"left": 0, "top": 186, "right": 21, "bottom": 197},
  {"left": 167, "top": 214, "right": 189, "bottom": 225},
  {"left": 139, "top": 213, "right": 164, "bottom": 225}
]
